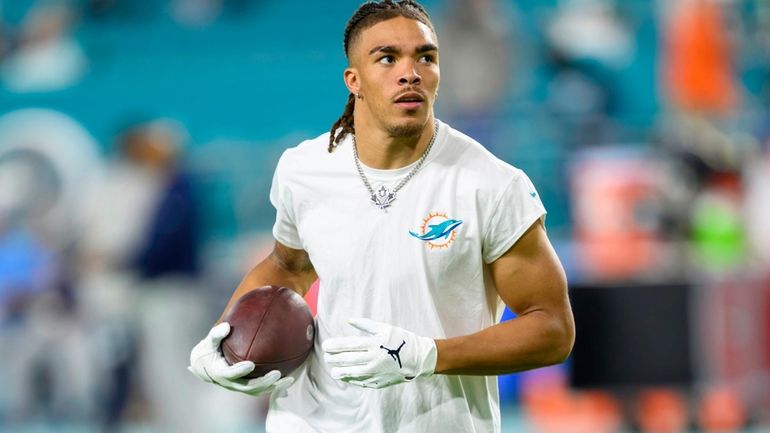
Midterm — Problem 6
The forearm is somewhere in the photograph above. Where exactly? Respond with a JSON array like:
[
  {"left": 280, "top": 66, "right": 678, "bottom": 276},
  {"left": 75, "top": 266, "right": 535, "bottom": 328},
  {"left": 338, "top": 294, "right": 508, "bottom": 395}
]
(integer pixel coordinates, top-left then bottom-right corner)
[{"left": 433, "top": 308, "right": 574, "bottom": 375}]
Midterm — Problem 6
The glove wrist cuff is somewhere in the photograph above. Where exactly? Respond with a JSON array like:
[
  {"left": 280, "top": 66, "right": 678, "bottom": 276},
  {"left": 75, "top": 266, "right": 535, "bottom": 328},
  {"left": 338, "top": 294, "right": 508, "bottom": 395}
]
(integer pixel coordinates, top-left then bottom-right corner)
[{"left": 416, "top": 337, "right": 438, "bottom": 378}]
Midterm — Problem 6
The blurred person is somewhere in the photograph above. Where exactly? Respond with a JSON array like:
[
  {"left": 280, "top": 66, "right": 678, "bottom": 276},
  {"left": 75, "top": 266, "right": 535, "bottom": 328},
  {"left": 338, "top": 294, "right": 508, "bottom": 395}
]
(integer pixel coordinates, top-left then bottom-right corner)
[
  {"left": 0, "top": 109, "right": 103, "bottom": 424},
  {"left": 0, "top": 151, "right": 92, "bottom": 424},
  {"left": 77, "top": 121, "right": 169, "bottom": 431},
  {"left": 544, "top": 48, "right": 618, "bottom": 148},
  {"left": 123, "top": 119, "right": 206, "bottom": 433},
  {"left": 188, "top": 1, "right": 574, "bottom": 432},
  {"left": 78, "top": 117, "right": 211, "bottom": 433},
  {"left": 0, "top": 219, "right": 58, "bottom": 423},
  {"left": 0, "top": 173, "right": 58, "bottom": 422},
  {"left": 123, "top": 120, "right": 200, "bottom": 280},
  {"left": 437, "top": 0, "right": 517, "bottom": 150},
  {"left": 0, "top": 0, "right": 87, "bottom": 93},
  {"left": 0, "top": 147, "right": 63, "bottom": 325},
  {"left": 546, "top": 0, "right": 633, "bottom": 69},
  {"left": 656, "top": 0, "right": 743, "bottom": 201},
  {"left": 661, "top": 0, "right": 738, "bottom": 115},
  {"left": 544, "top": 0, "right": 631, "bottom": 148}
]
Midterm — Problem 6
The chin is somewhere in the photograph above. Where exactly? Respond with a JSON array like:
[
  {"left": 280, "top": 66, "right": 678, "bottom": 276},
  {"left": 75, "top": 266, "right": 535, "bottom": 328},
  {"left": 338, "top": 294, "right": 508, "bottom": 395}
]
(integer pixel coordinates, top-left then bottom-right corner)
[{"left": 386, "top": 116, "right": 428, "bottom": 138}]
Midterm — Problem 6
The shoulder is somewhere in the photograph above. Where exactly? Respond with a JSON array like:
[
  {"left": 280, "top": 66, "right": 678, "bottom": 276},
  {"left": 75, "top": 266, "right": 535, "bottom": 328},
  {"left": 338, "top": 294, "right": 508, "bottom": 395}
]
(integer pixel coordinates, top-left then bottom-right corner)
[
  {"left": 437, "top": 121, "right": 525, "bottom": 186},
  {"left": 278, "top": 131, "right": 332, "bottom": 165},
  {"left": 275, "top": 131, "right": 349, "bottom": 177}
]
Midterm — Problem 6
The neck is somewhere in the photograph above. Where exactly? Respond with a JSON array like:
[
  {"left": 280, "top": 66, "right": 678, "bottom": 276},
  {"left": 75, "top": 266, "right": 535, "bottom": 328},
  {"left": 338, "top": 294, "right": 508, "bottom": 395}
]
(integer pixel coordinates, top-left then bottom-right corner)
[{"left": 352, "top": 113, "right": 436, "bottom": 170}]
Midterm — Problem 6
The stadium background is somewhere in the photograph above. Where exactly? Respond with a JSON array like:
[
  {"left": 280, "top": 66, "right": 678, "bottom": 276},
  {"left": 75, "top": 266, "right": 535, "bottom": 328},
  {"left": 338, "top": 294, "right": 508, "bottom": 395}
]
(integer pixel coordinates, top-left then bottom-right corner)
[{"left": 1, "top": 0, "right": 769, "bottom": 432}]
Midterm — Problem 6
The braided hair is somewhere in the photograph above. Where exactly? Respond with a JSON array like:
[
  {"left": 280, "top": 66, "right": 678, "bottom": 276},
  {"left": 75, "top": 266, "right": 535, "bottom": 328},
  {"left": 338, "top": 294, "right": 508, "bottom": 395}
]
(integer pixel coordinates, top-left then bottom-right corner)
[{"left": 327, "top": 0, "right": 435, "bottom": 153}]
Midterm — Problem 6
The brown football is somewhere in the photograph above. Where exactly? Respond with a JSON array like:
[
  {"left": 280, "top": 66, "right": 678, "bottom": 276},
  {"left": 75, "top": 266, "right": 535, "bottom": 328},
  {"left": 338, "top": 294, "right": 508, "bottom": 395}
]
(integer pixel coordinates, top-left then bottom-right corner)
[{"left": 221, "top": 285, "right": 315, "bottom": 378}]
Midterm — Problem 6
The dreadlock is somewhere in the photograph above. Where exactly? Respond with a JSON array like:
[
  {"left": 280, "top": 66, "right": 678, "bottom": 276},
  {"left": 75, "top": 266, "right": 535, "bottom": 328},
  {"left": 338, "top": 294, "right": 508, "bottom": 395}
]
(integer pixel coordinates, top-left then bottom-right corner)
[{"left": 327, "top": 0, "right": 435, "bottom": 153}]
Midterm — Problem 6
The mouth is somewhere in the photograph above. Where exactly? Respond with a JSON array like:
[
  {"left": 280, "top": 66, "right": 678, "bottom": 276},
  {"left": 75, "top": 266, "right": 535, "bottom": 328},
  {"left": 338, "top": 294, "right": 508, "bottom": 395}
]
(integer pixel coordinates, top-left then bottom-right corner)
[{"left": 394, "top": 92, "right": 425, "bottom": 110}]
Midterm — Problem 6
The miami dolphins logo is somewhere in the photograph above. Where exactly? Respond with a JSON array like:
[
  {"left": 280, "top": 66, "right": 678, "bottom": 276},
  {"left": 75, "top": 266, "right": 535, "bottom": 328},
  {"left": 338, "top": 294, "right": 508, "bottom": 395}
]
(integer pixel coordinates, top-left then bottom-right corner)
[{"left": 409, "top": 212, "right": 463, "bottom": 249}]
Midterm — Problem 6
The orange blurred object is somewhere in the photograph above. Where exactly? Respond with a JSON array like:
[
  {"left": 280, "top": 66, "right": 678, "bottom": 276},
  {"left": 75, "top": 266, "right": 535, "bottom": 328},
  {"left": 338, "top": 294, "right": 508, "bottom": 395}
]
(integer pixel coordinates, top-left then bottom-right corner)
[
  {"left": 635, "top": 388, "right": 689, "bottom": 433},
  {"left": 663, "top": 0, "right": 737, "bottom": 114},
  {"left": 697, "top": 386, "right": 746, "bottom": 432},
  {"left": 522, "top": 376, "right": 623, "bottom": 433}
]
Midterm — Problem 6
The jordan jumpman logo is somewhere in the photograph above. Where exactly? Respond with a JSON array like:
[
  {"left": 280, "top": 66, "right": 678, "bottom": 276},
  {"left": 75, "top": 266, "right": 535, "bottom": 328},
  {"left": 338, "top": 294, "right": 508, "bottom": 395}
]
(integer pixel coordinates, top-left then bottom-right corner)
[{"left": 380, "top": 340, "right": 406, "bottom": 369}]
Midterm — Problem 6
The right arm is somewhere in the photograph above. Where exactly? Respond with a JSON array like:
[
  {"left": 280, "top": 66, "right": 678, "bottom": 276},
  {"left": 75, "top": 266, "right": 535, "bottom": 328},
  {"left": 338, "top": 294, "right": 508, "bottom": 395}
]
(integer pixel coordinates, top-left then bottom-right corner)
[
  {"left": 218, "top": 240, "right": 318, "bottom": 322},
  {"left": 189, "top": 241, "right": 317, "bottom": 395}
]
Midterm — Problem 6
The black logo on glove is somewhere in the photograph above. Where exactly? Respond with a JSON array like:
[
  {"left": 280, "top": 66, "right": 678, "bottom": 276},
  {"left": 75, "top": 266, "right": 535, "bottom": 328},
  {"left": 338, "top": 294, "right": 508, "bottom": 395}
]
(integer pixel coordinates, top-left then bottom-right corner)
[{"left": 380, "top": 340, "right": 406, "bottom": 369}]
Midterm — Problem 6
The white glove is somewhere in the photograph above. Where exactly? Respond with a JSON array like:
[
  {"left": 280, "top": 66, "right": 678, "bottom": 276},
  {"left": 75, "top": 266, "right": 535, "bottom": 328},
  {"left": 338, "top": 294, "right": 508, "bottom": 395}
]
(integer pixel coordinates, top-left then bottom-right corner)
[
  {"left": 188, "top": 322, "right": 294, "bottom": 396},
  {"left": 322, "top": 318, "right": 437, "bottom": 389}
]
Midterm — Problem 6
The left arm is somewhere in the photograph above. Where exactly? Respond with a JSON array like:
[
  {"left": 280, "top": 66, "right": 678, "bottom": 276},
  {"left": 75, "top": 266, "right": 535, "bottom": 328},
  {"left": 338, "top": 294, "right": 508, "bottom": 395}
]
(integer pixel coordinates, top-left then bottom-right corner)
[
  {"left": 434, "top": 219, "right": 575, "bottom": 375},
  {"left": 322, "top": 219, "right": 574, "bottom": 388}
]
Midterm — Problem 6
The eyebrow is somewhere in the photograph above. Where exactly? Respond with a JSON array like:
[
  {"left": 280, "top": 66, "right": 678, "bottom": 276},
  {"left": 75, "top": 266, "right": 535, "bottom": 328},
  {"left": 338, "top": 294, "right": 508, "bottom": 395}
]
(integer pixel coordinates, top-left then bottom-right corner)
[
  {"left": 416, "top": 43, "right": 439, "bottom": 54},
  {"left": 368, "top": 43, "right": 439, "bottom": 56}
]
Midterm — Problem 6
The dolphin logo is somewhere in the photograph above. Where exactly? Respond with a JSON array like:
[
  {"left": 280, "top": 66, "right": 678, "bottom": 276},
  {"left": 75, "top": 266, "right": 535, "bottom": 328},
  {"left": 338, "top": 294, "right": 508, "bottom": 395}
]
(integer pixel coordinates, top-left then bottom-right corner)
[{"left": 410, "top": 219, "right": 463, "bottom": 241}]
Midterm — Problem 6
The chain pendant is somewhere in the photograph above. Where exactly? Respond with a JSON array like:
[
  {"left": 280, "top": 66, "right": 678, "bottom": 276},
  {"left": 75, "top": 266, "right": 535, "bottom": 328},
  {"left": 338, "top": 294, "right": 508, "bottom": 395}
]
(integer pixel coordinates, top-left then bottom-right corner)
[
  {"left": 371, "top": 185, "right": 396, "bottom": 210},
  {"left": 353, "top": 120, "right": 438, "bottom": 212}
]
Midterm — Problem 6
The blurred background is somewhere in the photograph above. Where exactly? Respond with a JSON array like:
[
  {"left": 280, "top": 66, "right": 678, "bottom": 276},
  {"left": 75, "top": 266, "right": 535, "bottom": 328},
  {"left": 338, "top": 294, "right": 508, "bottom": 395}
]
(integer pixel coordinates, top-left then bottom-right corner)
[{"left": 1, "top": 0, "right": 769, "bottom": 432}]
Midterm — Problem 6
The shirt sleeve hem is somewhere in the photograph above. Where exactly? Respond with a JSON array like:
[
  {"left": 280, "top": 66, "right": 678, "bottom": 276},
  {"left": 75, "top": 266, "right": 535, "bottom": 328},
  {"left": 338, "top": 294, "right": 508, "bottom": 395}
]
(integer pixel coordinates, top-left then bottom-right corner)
[
  {"left": 482, "top": 211, "right": 546, "bottom": 264},
  {"left": 272, "top": 228, "right": 304, "bottom": 250}
]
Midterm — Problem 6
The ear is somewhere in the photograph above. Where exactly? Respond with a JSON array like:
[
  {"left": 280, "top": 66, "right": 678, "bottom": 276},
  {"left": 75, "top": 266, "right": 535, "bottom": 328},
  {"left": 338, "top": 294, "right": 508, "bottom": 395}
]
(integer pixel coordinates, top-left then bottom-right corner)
[{"left": 344, "top": 67, "right": 360, "bottom": 96}]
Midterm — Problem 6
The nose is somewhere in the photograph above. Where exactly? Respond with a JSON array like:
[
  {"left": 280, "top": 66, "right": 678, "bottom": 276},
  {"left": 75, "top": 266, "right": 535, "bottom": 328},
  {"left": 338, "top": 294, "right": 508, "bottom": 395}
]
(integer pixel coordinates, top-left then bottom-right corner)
[{"left": 398, "top": 60, "right": 421, "bottom": 86}]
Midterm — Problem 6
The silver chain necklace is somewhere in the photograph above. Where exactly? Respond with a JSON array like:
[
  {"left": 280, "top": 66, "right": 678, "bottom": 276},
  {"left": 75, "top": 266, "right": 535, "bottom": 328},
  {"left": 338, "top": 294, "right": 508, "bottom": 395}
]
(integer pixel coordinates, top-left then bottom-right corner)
[{"left": 352, "top": 120, "right": 439, "bottom": 211}]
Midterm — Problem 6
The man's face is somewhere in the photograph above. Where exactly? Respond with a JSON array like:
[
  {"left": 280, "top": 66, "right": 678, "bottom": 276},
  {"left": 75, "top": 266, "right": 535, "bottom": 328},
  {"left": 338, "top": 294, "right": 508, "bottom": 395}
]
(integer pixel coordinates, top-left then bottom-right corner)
[{"left": 346, "top": 16, "right": 440, "bottom": 137}]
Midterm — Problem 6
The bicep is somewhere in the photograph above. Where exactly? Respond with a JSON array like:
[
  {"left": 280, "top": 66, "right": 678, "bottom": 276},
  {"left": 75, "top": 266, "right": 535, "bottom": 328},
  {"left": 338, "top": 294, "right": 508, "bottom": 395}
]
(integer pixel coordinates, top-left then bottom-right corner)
[
  {"left": 268, "top": 241, "right": 315, "bottom": 276},
  {"left": 266, "top": 241, "right": 318, "bottom": 295},
  {"left": 488, "top": 220, "right": 569, "bottom": 316},
  {"left": 237, "top": 241, "right": 317, "bottom": 297},
  {"left": 219, "top": 241, "right": 317, "bottom": 322}
]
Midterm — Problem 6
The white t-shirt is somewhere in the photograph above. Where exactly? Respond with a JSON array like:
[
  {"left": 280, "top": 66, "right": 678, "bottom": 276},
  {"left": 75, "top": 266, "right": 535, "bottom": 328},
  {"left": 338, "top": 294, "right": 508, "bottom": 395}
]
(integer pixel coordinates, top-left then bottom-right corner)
[{"left": 266, "top": 120, "right": 546, "bottom": 433}]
